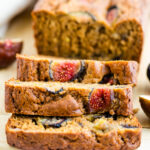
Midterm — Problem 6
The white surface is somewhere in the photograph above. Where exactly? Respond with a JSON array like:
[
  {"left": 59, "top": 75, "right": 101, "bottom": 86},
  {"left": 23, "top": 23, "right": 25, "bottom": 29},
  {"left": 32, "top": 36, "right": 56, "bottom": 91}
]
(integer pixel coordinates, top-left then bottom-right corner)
[{"left": 0, "top": 0, "right": 33, "bottom": 37}]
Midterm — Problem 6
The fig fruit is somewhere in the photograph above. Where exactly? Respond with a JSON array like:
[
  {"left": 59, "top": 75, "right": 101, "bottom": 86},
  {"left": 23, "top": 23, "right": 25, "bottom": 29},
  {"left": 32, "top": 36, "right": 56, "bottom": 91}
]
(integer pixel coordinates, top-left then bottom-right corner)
[
  {"left": 0, "top": 39, "right": 23, "bottom": 68},
  {"left": 122, "top": 125, "right": 137, "bottom": 129},
  {"left": 89, "top": 88, "right": 111, "bottom": 113},
  {"left": 147, "top": 64, "right": 150, "bottom": 81},
  {"left": 40, "top": 117, "right": 67, "bottom": 128},
  {"left": 46, "top": 87, "right": 64, "bottom": 94},
  {"left": 49, "top": 60, "right": 85, "bottom": 82},
  {"left": 69, "top": 11, "right": 96, "bottom": 22},
  {"left": 106, "top": 5, "right": 118, "bottom": 24},
  {"left": 139, "top": 95, "right": 150, "bottom": 118}
]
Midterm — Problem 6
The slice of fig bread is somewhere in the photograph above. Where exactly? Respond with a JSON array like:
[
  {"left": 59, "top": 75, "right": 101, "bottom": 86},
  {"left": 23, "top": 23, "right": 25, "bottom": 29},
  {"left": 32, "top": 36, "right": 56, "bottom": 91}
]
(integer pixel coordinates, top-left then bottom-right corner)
[
  {"left": 17, "top": 54, "right": 138, "bottom": 85},
  {"left": 6, "top": 114, "right": 141, "bottom": 150},
  {"left": 5, "top": 79, "right": 133, "bottom": 116}
]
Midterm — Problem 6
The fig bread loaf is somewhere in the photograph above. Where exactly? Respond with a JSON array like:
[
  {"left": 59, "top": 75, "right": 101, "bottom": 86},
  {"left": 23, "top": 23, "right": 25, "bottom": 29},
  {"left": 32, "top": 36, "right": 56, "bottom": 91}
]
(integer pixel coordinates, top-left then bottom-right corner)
[
  {"left": 17, "top": 54, "right": 138, "bottom": 85},
  {"left": 5, "top": 79, "right": 133, "bottom": 116},
  {"left": 6, "top": 114, "right": 141, "bottom": 150},
  {"left": 32, "top": 0, "right": 149, "bottom": 62}
]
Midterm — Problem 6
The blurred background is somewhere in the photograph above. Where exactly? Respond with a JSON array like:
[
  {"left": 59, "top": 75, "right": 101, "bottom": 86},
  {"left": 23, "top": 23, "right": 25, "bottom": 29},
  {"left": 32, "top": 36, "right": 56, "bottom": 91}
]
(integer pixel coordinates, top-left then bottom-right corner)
[{"left": 0, "top": 0, "right": 35, "bottom": 37}]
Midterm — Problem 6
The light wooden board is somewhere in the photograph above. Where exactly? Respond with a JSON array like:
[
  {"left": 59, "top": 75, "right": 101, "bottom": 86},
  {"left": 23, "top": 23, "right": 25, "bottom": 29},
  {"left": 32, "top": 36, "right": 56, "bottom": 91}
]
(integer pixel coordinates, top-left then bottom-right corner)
[{"left": 0, "top": 10, "right": 150, "bottom": 150}]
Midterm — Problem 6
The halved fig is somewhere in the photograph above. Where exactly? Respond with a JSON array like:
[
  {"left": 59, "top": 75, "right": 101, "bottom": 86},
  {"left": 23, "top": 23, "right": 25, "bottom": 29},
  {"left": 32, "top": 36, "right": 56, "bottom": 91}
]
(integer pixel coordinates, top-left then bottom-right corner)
[
  {"left": 89, "top": 88, "right": 111, "bottom": 113},
  {"left": 139, "top": 95, "right": 150, "bottom": 118},
  {"left": 106, "top": 5, "right": 118, "bottom": 24},
  {"left": 69, "top": 11, "right": 96, "bottom": 22},
  {"left": 49, "top": 60, "right": 85, "bottom": 82},
  {"left": 0, "top": 39, "right": 23, "bottom": 68},
  {"left": 39, "top": 117, "right": 67, "bottom": 128}
]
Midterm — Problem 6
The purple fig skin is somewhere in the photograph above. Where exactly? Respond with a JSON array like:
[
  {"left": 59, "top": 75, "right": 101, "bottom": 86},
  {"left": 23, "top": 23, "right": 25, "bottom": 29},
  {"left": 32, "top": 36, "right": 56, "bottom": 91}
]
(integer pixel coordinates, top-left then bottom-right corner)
[
  {"left": 0, "top": 40, "right": 23, "bottom": 68},
  {"left": 46, "top": 87, "right": 64, "bottom": 94},
  {"left": 40, "top": 118, "right": 67, "bottom": 128},
  {"left": 139, "top": 95, "right": 150, "bottom": 118},
  {"left": 147, "top": 64, "right": 150, "bottom": 81}
]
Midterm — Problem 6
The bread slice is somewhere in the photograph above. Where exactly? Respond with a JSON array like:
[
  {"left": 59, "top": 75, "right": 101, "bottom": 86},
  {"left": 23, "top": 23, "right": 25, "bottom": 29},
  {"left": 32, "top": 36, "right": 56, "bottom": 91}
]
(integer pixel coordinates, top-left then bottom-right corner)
[
  {"left": 6, "top": 114, "right": 141, "bottom": 150},
  {"left": 17, "top": 54, "right": 138, "bottom": 85},
  {"left": 5, "top": 79, "right": 133, "bottom": 116},
  {"left": 32, "top": 0, "right": 149, "bottom": 62}
]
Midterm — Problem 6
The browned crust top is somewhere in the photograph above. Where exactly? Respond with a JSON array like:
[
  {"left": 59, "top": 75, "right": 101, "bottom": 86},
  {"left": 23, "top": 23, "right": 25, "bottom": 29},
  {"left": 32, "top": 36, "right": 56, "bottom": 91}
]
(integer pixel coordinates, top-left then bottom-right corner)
[{"left": 33, "top": 0, "right": 149, "bottom": 26}]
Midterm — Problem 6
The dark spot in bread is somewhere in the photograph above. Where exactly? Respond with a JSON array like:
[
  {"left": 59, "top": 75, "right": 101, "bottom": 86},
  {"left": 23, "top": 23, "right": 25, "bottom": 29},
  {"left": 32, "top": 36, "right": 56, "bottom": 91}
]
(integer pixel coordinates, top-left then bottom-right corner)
[
  {"left": 122, "top": 125, "right": 138, "bottom": 128},
  {"left": 46, "top": 87, "right": 64, "bottom": 95},
  {"left": 40, "top": 117, "right": 67, "bottom": 128}
]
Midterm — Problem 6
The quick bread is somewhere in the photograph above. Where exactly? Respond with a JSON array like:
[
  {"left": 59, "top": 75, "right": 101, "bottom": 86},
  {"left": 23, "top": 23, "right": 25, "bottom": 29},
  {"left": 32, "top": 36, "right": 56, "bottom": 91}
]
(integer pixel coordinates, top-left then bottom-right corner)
[{"left": 32, "top": 0, "right": 149, "bottom": 62}]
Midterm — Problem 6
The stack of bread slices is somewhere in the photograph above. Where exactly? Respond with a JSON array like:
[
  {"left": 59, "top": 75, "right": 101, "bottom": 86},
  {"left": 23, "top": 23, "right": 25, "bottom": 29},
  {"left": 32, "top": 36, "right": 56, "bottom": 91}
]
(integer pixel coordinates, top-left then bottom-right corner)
[{"left": 5, "top": 54, "right": 141, "bottom": 150}]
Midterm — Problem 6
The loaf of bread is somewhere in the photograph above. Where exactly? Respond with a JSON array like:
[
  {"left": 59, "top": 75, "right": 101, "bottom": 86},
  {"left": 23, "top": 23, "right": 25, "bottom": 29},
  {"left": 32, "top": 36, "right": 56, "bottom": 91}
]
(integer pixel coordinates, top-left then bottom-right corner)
[
  {"left": 32, "top": 0, "right": 149, "bottom": 62},
  {"left": 6, "top": 114, "right": 141, "bottom": 150},
  {"left": 5, "top": 79, "right": 133, "bottom": 116},
  {"left": 17, "top": 54, "right": 138, "bottom": 85}
]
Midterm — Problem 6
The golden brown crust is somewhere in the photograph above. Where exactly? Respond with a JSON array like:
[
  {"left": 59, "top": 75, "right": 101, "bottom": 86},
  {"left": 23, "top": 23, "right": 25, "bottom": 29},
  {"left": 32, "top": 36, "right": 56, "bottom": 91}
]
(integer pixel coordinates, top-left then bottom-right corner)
[
  {"left": 6, "top": 130, "right": 141, "bottom": 150},
  {"left": 6, "top": 115, "right": 141, "bottom": 150},
  {"left": 33, "top": 0, "right": 148, "bottom": 25},
  {"left": 5, "top": 79, "right": 133, "bottom": 116},
  {"left": 16, "top": 54, "right": 138, "bottom": 85}
]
